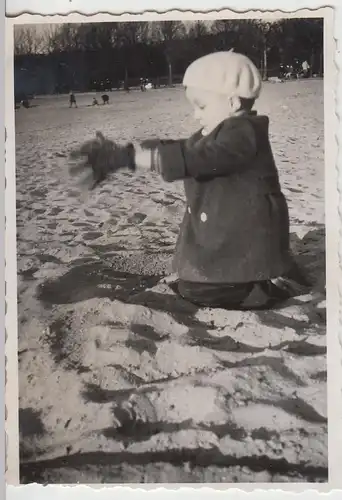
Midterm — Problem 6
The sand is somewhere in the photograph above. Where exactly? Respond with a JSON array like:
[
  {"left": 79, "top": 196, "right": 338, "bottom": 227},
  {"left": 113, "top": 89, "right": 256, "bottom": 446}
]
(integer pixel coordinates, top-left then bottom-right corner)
[{"left": 15, "top": 80, "right": 326, "bottom": 484}]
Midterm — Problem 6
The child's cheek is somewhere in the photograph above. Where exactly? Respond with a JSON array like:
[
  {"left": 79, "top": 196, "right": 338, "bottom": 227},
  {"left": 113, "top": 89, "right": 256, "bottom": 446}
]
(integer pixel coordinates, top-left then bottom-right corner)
[{"left": 194, "top": 108, "right": 201, "bottom": 121}]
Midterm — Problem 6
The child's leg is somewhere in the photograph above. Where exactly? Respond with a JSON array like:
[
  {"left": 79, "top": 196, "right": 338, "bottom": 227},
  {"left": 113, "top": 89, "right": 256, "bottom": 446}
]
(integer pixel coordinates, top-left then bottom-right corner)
[
  {"left": 176, "top": 280, "right": 254, "bottom": 309},
  {"left": 174, "top": 279, "right": 293, "bottom": 310}
]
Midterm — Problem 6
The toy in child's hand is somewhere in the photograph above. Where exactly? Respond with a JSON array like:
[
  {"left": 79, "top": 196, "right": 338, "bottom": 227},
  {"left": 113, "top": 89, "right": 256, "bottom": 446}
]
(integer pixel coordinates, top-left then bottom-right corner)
[{"left": 69, "top": 131, "right": 136, "bottom": 190}]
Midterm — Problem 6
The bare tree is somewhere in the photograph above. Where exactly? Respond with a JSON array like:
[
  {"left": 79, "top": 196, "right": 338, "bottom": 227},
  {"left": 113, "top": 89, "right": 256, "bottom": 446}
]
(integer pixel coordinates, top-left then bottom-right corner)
[
  {"left": 45, "top": 23, "right": 85, "bottom": 52},
  {"left": 116, "top": 21, "right": 150, "bottom": 45},
  {"left": 250, "top": 20, "right": 282, "bottom": 80},
  {"left": 211, "top": 19, "right": 236, "bottom": 35},
  {"left": 40, "top": 24, "right": 61, "bottom": 54},
  {"left": 187, "top": 20, "right": 209, "bottom": 38},
  {"left": 14, "top": 25, "right": 45, "bottom": 55},
  {"left": 151, "top": 21, "right": 186, "bottom": 86},
  {"left": 211, "top": 18, "right": 243, "bottom": 51},
  {"left": 279, "top": 18, "right": 323, "bottom": 76}
]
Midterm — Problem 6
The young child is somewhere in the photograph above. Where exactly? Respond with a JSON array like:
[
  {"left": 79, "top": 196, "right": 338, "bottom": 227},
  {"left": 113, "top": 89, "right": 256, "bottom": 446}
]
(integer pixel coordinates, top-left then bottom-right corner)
[
  {"left": 135, "top": 51, "right": 299, "bottom": 309},
  {"left": 71, "top": 51, "right": 305, "bottom": 309}
]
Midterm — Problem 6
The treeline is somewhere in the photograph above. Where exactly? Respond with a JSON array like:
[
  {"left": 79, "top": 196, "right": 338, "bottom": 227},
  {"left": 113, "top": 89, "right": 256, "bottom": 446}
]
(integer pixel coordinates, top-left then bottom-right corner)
[{"left": 14, "top": 18, "right": 323, "bottom": 94}]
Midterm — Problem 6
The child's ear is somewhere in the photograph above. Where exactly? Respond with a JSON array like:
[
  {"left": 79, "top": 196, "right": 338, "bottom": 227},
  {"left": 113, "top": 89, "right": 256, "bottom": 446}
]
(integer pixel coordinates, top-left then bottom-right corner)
[{"left": 229, "top": 95, "right": 241, "bottom": 113}]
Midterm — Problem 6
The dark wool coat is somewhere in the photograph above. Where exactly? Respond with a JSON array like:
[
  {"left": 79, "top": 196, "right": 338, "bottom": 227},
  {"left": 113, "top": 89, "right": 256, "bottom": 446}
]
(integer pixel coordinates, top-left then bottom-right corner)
[{"left": 156, "top": 112, "right": 292, "bottom": 284}]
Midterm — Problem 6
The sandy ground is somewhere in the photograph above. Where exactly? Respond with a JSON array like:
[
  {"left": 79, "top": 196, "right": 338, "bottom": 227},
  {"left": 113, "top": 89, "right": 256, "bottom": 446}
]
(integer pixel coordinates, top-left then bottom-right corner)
[{"left": 15, "top": 81, "right": 326, "bottom": 484}]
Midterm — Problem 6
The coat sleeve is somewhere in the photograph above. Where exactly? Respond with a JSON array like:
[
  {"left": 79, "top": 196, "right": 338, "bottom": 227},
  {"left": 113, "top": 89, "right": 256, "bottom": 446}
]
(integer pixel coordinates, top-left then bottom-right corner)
[{"left": 156, "top": 119, "right": 257, "bottom": 182}]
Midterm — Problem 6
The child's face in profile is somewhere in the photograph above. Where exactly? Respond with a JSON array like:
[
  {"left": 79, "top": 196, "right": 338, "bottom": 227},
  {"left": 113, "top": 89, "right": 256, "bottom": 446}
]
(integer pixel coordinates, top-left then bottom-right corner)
[{"left": 186, "top": 87, "right": 236, "bottom": 135}]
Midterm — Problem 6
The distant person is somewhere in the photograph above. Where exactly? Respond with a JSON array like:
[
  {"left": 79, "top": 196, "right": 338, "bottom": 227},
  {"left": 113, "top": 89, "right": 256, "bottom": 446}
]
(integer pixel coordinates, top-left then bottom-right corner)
[
  {"left": 21, "top": 98, "right": 30, "bottom": 109},
  {"left": 152, "top": 77, "right": 160, "bottom": 89},
  {"left": 69, "top": 91, "right": 77, "bottom": 108},
  {"left": 101, "top": 94, "right": 109, "bottom": 104},
  {"left": 302, "top": 60, "right": 310, "bottom": 78},
  {"left": 285, "top": 65, "right": 294, "bottom": 80},
  {"left": 75, "top": 51, "right": 305, "bottom": 309},
  {"left": 140, "top": 78, "right": 146, "bottom": 92},
  {"left": 92, "top": 97, "right": 99, "bottom": 106},
  {"left": 293, "top": 58, "right": 301, "bottom": 74},
  {"left": 15, "top": 93, "right": 30, "bottom": 109}
]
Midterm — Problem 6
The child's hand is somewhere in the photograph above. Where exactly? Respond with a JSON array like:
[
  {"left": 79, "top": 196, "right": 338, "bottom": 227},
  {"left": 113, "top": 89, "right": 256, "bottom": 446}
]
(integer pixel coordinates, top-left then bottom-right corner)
[
  {"left": 139, "top": 140, "right": 162, "bottom": 173},
  {"left": 135, "top": 145, "right": 152, "bottom": 169}
]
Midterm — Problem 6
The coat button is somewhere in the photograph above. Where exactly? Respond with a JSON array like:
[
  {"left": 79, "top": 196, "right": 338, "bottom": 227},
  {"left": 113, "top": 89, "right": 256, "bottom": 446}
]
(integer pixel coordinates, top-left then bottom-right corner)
[
  {"left": 200, "top": 212, "right": 207, "bottom": 222},
  {"left": 188, "top": 206, "right": 191, "bottom": 214}
]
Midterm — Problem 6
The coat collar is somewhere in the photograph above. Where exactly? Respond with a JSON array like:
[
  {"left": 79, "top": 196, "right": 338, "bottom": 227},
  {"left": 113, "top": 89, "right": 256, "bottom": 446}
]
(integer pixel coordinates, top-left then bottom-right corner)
[{"left": 200, "top": 110, "right": 258, "bottom": 137}]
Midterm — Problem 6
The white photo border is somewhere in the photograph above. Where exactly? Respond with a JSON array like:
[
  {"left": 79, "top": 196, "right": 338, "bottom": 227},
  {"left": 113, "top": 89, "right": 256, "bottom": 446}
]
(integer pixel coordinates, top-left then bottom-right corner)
[{"left": 4, "top": 1, "right": 342, "bottom": 498}]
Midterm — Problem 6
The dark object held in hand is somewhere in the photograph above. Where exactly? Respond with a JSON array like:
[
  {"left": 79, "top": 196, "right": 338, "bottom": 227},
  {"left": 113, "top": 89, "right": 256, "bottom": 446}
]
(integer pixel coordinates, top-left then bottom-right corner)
[{"left": 69, "top": 131, "right": 136, "bottom": 190}]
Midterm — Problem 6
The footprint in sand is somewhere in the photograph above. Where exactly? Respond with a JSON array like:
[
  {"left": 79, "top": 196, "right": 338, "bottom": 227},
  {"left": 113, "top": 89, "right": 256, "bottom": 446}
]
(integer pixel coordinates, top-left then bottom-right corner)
[
  {"left": 127, "top": 212, "right": 147, "bottom": 224},
  {"left": 82, "top": 231, "right": 104, "bottom": 241},
  {"left": 49, "top": 207, "right": 64, "bottom": 216}
]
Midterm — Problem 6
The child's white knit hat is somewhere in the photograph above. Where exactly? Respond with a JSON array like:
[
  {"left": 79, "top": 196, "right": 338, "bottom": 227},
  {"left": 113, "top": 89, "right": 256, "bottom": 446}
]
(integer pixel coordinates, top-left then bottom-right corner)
[{"left": 183, "top": 50, "right": 262, "bottom": 99}]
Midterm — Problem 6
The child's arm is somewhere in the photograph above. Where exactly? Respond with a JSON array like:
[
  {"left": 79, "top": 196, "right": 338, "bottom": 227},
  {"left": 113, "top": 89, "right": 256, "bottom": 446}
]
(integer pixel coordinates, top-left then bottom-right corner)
[{"left": 142, "top": 119, "right": 257, "bottom": 182}]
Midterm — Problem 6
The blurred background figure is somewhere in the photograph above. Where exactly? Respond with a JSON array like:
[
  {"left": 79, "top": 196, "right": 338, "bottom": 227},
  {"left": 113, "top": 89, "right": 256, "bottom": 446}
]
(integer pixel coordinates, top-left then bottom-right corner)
[
  {"left": 69, "top": 91, "right": 77, "bottom": 108},
  {"left": 302, "top": 60, "right": 310, "bottom": 78}
]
